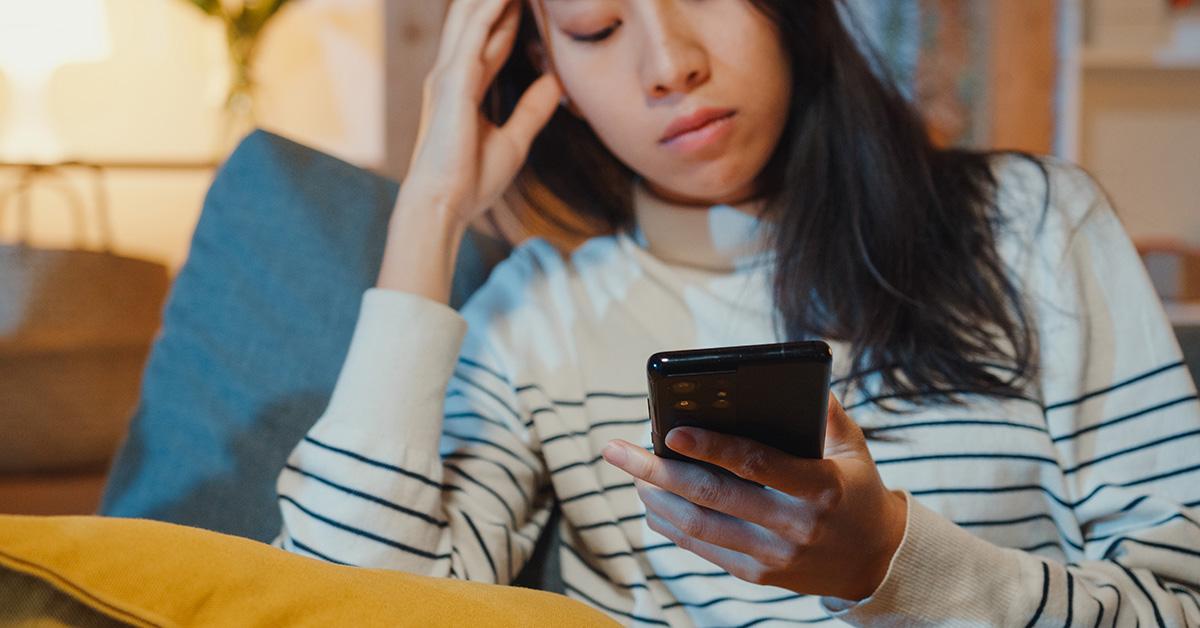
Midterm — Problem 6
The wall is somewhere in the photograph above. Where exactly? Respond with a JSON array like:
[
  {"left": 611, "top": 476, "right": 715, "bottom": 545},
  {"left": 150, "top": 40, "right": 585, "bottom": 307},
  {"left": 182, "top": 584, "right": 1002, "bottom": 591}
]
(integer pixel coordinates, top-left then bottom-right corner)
[{"left": 0, "top": 0, "right": 384, "bottom": 275}]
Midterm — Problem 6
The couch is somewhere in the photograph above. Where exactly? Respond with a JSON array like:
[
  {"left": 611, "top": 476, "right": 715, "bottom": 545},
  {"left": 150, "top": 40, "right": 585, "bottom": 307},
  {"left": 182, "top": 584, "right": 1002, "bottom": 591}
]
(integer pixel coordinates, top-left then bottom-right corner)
[{"left": 96, "top": 129, "right": 1200, "bottom": 599}]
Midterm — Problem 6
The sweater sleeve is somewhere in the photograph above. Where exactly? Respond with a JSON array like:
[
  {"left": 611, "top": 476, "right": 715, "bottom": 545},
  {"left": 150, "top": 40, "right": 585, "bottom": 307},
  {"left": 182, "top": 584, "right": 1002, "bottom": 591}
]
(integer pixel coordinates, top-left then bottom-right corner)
[
  {"left": 821, "top": 160, "right": 1200, "bottom": 626},
  {"left": 272, "top": 285, "right": 553, "bottom": 584}
]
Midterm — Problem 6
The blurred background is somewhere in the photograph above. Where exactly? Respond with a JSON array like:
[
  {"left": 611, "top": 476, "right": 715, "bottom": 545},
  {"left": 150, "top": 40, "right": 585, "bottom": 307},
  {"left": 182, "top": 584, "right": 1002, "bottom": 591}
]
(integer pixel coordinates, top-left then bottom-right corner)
[{"left": 1, "top": 0, "right": 1198, "bottom": 515}]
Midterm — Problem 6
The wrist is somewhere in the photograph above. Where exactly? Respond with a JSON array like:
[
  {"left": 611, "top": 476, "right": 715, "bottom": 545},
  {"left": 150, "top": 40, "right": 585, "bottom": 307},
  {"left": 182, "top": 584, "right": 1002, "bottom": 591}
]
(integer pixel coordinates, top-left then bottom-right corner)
[{"left": 856, "top": 489, "right": 909, "bottom": 600}]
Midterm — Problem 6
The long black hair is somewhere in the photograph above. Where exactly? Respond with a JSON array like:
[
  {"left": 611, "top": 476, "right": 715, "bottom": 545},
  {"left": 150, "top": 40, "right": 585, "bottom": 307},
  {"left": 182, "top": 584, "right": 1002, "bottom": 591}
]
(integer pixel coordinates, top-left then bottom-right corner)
[{"left": 485, "top": 0, "right": 1044, "bottom": 412}]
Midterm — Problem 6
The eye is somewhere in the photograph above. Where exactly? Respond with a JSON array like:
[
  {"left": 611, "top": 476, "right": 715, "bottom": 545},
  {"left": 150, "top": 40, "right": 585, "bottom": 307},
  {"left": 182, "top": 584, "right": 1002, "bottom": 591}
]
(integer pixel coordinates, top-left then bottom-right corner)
[{"left": 568, "top": 20, "right": 621, "bottom": 43}]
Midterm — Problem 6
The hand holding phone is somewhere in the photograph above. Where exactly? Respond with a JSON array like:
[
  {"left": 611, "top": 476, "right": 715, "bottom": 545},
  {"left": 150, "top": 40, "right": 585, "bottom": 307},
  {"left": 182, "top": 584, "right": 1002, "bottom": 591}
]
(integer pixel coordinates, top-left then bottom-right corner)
[{"left": 647, "top": 341, "right": 832, "bottom": 469}]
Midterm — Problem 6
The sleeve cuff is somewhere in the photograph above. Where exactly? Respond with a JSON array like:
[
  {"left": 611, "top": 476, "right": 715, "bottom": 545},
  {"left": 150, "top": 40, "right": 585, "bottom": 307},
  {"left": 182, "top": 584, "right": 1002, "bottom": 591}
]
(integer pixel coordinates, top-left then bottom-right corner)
[
  {"left": 819, "top": 492, "right": 1026, "bottom": 626},
  {"left": 313, "top": 288, "right": 468, "bottom": 453}
]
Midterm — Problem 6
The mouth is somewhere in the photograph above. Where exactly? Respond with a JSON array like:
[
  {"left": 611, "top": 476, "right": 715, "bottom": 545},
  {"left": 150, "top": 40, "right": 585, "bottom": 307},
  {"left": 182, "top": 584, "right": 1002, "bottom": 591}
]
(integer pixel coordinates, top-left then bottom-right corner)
[{"left": 660, "top": 108, "right": 738, "bottom": 144}]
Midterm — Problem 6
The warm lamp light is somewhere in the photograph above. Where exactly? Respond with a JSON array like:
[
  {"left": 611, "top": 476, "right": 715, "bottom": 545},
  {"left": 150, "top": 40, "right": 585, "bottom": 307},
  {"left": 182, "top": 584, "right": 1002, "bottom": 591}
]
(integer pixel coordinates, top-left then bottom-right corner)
[{"left": 0, "top": 0, "right": 112, "bottom": 163}]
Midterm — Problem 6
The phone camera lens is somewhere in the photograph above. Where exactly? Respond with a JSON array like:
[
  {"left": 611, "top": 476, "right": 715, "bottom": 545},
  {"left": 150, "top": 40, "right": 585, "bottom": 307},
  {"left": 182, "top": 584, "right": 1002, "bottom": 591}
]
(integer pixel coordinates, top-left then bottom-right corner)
[
  {"left": 716, "top": 391, "right": 728, "bottom": 398},
  {"left": 674, "top": 399, "right": 697, "bottom": 410},
  {"left": 670, "top": 381, "right": 697, "bottom": 394}
]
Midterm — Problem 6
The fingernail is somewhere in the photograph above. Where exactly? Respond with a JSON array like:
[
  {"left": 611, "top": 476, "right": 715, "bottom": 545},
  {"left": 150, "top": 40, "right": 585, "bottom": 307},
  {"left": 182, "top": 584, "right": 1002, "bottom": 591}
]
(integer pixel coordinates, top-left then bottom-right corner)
[
  {"left": 602, "top": 442, "right": 628, "bottom": 466},
  {"left": 666, "top": 428, "right": 695, "bottom": 451}
]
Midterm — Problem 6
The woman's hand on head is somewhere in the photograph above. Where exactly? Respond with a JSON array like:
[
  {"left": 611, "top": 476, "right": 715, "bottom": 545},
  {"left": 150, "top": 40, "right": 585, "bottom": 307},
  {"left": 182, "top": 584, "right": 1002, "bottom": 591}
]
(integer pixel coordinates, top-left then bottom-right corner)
[
  {"left": 602, "top": 393, "right": 909, "bottom": 602},
  {"left": 402, "top": 0, "right": 564, "bottom": 228}
]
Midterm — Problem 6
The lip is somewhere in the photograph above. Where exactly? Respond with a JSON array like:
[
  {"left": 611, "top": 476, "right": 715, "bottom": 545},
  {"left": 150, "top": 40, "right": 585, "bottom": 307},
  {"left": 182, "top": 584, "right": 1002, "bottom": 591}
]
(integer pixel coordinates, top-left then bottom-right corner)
[{"left": 660, "top": 107, "right": 738, "bottom": 144}]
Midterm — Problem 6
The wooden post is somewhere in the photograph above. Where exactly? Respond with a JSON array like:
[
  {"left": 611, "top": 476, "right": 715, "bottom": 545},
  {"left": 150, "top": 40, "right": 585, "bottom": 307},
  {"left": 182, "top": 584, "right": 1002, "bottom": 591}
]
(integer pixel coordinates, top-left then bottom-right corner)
[{"left": 986, "top": 0, "right": 1059, "bottom": 153}]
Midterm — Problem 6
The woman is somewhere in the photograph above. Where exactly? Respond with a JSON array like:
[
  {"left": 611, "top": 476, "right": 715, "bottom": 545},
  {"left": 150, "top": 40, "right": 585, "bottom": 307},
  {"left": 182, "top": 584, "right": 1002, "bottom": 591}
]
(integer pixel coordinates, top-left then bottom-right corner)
[{"left": 275, "top": 0, "right": 1200, "bottom": 625}]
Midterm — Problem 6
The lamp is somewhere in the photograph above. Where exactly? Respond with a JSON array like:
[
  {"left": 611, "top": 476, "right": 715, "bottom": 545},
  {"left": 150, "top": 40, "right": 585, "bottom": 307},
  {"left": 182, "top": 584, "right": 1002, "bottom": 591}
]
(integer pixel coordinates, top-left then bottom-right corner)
[{"left": 0, "top": 0, "right": 112, "bottom": 164}]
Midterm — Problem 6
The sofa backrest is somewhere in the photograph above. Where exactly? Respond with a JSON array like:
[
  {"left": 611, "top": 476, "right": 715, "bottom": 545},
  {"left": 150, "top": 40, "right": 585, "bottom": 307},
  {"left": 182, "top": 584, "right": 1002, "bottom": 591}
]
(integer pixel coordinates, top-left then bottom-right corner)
[{"left": 100, "top": 130, "right": 512, "bottom": 539}]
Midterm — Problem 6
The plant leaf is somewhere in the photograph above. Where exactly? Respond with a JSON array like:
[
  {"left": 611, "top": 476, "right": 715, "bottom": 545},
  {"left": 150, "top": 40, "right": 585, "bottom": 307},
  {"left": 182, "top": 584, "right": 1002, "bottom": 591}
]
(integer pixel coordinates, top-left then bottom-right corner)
[{"left": 184, "top": 0, "right": 222, "bottom": 17}]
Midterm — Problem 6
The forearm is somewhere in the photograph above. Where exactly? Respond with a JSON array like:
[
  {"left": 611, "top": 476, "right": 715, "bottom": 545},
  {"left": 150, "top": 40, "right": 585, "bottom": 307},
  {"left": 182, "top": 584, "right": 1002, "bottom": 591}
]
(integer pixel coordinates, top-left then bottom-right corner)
[
  {"left": 376, "top": 188, "right": 469, "bottom": 305},
  {"left": 823, "top": 497, "right": 1200, "bottom": 626}
]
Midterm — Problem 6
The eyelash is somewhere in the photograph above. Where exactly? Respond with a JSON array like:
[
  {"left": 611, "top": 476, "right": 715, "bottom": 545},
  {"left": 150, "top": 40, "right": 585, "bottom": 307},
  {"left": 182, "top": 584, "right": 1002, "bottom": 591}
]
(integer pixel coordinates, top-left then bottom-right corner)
[{"left": 569, "top": 21, "right": 621, "bottom": 43}]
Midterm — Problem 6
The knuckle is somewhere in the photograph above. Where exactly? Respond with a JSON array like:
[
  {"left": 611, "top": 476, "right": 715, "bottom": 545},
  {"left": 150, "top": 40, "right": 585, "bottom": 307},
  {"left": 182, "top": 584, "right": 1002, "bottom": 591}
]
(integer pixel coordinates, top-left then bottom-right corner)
[
  {"left": 815, "top": 476, "right": 845, "bottom": 514},
  {"left": 690, "top": 472, "right": 724, "bottom": 508},
  {"left": 676, "top": 507, "right": 706, "bottom": 539},
  {"left": 738, "top": 446, "right": 771, "bottom": 479}
]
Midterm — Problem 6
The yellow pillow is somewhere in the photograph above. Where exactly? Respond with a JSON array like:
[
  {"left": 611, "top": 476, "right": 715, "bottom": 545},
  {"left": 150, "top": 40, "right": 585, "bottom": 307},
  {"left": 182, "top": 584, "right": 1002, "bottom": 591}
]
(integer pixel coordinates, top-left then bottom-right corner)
[{"left": 0, "top": 515, "right": 618, "bottom": 627}]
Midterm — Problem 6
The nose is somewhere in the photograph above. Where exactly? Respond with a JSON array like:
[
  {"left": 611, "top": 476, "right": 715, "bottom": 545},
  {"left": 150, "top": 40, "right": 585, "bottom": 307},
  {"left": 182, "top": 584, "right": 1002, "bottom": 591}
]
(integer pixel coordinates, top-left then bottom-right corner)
[{"left": 639, "top": 9, "right": 710, "bottom": 99}]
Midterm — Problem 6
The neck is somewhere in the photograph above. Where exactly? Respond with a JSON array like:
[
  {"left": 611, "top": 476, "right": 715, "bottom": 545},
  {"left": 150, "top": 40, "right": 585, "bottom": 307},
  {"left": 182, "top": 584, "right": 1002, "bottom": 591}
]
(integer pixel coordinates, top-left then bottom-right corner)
[{"left": 629, "top": 176, "right": 775, "bottom": 273}]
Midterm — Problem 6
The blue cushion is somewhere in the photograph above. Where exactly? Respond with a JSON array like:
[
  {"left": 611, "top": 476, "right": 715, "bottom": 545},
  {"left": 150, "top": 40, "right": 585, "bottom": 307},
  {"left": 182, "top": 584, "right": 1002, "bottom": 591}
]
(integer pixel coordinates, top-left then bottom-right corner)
[{"left": 100, "top": 130, "right": 511, "bottom": 540}]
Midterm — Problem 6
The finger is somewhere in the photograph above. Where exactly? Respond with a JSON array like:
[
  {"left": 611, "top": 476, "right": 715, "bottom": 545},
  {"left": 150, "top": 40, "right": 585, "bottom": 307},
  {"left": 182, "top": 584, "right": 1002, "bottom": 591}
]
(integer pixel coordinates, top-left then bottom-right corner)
[
  {"left": 480, "top": 0, "right": 522, "bottom": 87},
  {"left": 497, "top": 71, "right": 563, "bottom": 149},
  {"left": 822, "top": 392, "right": 872, "bottom": 460},
  {"left": 643, "top": 509, "right": 767, "bottom": 585},
  {"left": 636, "top": 479, "right": 785, "bottom": 563},
  {"left": 664, "top": 427, "right": 841, "bottom": 499},
  {"left": 436, "top": 0, "right": 485, "bottom": 63},
  {"left": 603, "top": 439, "right": 789, "bottom": 530},
  {"left": 448, "top": 0, "right": 518, "bottom": 73}
]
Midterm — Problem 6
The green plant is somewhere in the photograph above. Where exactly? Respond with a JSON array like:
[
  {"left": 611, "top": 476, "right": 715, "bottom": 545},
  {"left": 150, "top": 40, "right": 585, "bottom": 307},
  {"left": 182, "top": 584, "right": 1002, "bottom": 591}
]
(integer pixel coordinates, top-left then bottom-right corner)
[{"left": 183, "top": 0, "right": 294, "bottom": 114}]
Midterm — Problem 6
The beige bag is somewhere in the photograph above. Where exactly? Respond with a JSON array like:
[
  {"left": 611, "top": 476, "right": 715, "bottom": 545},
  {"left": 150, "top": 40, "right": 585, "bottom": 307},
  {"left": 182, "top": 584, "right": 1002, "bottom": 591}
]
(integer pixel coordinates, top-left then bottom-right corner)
[{"left": 0, "top": 168, "right": 169, "bottom": 472}]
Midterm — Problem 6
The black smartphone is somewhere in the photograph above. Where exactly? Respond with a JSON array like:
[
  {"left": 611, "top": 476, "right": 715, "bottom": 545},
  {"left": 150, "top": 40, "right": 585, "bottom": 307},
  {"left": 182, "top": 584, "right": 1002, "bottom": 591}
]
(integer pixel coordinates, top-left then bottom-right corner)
[{"left": 647, "top": 341, "right": 832, "bottom": 470}]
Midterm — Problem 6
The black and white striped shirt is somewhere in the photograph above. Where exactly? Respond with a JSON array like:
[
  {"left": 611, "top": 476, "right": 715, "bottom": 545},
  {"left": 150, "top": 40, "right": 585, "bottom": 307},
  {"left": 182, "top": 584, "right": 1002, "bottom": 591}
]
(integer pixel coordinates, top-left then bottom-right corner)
[{"left": 276, "top": 156, "right": 1200, "bottom": 626}]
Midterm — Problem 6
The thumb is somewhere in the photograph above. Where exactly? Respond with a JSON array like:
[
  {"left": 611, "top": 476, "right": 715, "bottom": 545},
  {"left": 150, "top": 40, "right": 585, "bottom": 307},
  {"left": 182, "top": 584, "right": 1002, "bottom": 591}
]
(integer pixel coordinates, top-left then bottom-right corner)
[
  {"left": 500, "top": 72, "right": 564, "bottom": 151},
  {"left": 823, "top": 392, "right": 871, "bottom": 461}
]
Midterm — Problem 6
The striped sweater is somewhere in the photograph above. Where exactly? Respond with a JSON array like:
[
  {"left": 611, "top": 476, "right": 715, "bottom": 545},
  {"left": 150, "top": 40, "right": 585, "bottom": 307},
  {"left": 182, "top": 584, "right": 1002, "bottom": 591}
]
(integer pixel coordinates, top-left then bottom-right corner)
[{"left": 275, "top": 155, "right": 1200, "bottom": 626}]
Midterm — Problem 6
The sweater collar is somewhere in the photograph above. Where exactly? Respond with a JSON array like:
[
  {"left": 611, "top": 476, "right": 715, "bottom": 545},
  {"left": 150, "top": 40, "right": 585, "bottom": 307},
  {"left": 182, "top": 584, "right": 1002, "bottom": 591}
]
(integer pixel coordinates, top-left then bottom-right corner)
[{"left": 628, "top": 176, "right": 775, "bottom": 273}]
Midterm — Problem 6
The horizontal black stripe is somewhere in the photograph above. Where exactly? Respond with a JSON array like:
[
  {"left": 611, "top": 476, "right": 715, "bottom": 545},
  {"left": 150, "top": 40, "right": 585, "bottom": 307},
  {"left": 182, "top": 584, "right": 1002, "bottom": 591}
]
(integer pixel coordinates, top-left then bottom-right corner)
[
  {"left": 302, "top": 436, "right": 455, "bottom": 492},
  {"left": 1021, "top": 539, "right": 1065, "bottom": 553},
  {"left": 458, "top": 356, "right": 510, "bottom": 387},
  {"left": 875, "top": 452, "right": 1058, "bottom": 467},
  {"left": 288, "top": 536, "right": 349, "bottom": 565},
  {"left": 911, "top": 461, "right": 1200, "bottom": 512},
  {"left": 442, "top": 430, "right": 541, "bottom": 475},
  {"left": 559, "top": 481, "right": 636, "bottom": 505},
  {"left": 956, "top": 512, "right": 1083, "bottom": 552},
  {"left": 564, "top": 583, "right": 670, "bottom": 625},
  {"left": 869, "top": 418, "right": 1048, "bottom": 435},
  {"left": 846, "top": 387, "right": 1041, "bottom": 412},
  {"left": 1046, "top": 361, "right": 1185, "bottom": 412},
  {"left": 551, "top": 447, "right": 653, "bottom": 476},
  {"left": 662, "top": 592, "right": 802, "bottom": 610},
  {"left": 576, "top": 512, "right": 646, "bottom": 532},
  {"left": 560, "top": 541, "right": 649, "bottom": 591},
  {"left": 1090, "top": 512, "right": 1200, "bottom": 545},
  {"left": 1063, "top": 429, "right": 1200, "bottom": 475},
  {"left": 1104, "top": 537, "right": 1200, "bottom": 561},
  {"left": 1051, "top": 395, "right": 1198, "bottom": 443},
  {"left": 443, "top": 409, "right": 511, "bottom": 430},
  {"left": 515, "top": 382, "right": 647, "bottom": 403},
  {"left": 451, "top": 370, "right": 523, "bottom": 426},
  {"left": 278, "top": 494, "right": 449, "bottom": 561},
  {"left": 729, "top": 615, "right": 834, "bottom": 627},
  {"left": 543, "top": 417, "right": 651, "bottom": 445},
  {"left": 283, "top": 463, "right": 447, "bottom": 527}
]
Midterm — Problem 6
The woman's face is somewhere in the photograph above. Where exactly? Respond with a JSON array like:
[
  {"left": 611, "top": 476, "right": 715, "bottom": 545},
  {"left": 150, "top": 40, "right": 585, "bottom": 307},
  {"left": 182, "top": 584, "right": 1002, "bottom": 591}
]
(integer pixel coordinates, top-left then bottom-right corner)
[{"left": 529, "top": 0, "right": 792, "bottom": 207}]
